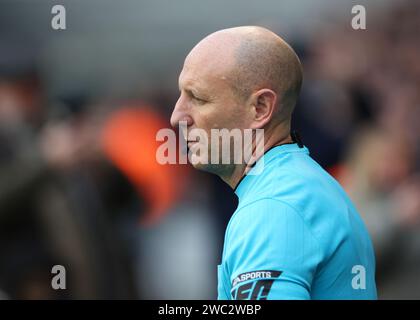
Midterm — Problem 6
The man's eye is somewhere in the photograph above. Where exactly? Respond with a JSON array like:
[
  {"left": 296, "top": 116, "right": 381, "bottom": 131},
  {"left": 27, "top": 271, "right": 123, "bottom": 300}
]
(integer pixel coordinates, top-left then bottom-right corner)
[{"left": 192, "top": 96, "right": 206, "bottom": 103}]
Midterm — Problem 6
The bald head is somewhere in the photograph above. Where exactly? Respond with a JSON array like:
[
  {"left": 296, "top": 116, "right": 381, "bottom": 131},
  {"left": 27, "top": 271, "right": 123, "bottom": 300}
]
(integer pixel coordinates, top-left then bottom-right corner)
[
  {"left": 171, "top": 26, "right": 302, "bottom": 183},
  {"left": 186, "top": 26, "right": 303, "bottom": 122}
]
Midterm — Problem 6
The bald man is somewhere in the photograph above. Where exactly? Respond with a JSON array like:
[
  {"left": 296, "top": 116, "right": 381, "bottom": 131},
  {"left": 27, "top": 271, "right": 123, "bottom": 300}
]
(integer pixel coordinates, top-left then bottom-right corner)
[{"left": 170, "top": 26, "right": 377, "bottom": 300}]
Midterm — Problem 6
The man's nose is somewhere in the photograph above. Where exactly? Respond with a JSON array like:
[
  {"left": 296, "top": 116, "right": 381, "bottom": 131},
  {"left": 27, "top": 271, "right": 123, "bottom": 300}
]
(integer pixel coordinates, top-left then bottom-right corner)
[{"left": 170, "top": 98, "right": 193, "bottom": 128}]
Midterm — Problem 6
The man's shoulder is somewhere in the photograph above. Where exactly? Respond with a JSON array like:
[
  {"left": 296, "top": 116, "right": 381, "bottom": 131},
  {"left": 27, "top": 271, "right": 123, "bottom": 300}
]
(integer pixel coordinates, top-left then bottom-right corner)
[
  {"left": 228, "top": 197, "right": 308, "bottom": 240},
  {"left": 232, "top": 148, "right": 361, "bottom": 241},
  {"left": 231, "top": 165, "right": 358, "bottom": 248},
  {"left": 251, "top": 151, "right": 350, "bottom": 209},
  {"left": 239, "top": 158, "right": 337, "bottom": 210}
]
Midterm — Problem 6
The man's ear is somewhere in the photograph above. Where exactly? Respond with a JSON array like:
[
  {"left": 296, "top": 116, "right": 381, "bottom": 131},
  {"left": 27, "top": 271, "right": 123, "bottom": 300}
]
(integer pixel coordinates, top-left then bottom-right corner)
[{"left": 249, "top": 88, "right": 277, "bottom": 129}]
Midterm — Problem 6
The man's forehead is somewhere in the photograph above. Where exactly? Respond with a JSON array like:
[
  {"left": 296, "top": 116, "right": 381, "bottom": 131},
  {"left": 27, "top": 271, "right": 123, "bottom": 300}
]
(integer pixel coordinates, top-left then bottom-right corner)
[{"left": 179, "top": 59, "right": 231, "bottom": 92}]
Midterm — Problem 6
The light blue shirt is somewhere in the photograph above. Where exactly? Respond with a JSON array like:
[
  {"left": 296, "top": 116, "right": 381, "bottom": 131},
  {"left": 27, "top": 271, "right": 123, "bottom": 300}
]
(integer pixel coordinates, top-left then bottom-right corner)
[{"left": 217, "top": 143, "right": 377, "bottom": 300}]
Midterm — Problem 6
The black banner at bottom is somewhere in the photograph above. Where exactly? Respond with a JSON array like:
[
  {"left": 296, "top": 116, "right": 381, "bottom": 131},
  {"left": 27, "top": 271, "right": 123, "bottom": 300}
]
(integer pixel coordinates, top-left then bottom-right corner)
[{"left": 1, "top": 300, "right": 417, "bottom": 319}]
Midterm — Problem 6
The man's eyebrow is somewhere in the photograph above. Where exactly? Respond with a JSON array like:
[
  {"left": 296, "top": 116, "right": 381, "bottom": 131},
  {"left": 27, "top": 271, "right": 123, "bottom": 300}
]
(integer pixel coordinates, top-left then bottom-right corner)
[
  {"left": 179, "top": 82, "right": 208, "bottom": 97},
  {"left": 185, "top": 88, "right": 200, "bottom": 96}
]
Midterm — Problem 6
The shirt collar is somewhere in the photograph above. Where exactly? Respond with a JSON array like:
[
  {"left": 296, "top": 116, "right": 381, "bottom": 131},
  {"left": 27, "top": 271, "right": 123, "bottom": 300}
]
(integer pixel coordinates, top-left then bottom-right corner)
[{"left": 234, "top": 143, "right": 309, "bottom": 200}]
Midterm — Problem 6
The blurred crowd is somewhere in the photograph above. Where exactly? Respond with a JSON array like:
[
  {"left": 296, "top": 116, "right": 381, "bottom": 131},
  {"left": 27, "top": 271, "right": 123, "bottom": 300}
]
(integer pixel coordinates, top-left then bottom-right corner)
[
  {"left": 294, "top": 0, "right": 420, "bottom": 298},
  {"left": 0, "top": 0, "right": 419, "bottom": 299}
]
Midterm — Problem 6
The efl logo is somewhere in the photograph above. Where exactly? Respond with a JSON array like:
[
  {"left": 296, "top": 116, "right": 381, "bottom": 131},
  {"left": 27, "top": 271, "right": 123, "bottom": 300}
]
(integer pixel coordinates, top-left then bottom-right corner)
[{"left": 231, "top": 270, "right": 282, "bottom": 300}]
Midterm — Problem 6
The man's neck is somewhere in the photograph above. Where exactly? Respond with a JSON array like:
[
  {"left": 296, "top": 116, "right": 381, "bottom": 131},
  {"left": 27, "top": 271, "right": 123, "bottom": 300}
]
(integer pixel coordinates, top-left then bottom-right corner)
[{"left": 222, "top": 129, "right": 293, "bottom": 190}]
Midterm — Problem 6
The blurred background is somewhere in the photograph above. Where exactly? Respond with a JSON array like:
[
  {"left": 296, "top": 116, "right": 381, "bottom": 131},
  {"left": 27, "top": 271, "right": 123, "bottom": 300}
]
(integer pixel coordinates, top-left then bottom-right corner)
[{"left": 0, "top": 0, "right": 419, "bottom": 299}]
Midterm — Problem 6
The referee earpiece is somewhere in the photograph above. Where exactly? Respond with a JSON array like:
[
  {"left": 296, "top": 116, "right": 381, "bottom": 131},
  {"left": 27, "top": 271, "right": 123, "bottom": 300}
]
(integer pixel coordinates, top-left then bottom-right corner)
[{"left": 291, "top": 130, "right": 304, "bottom": 148}]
